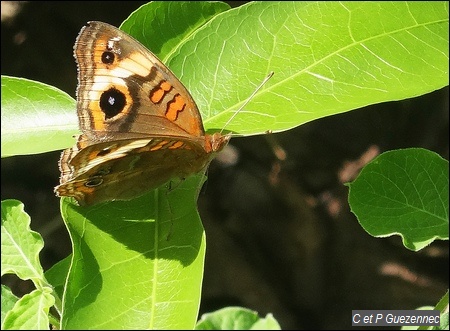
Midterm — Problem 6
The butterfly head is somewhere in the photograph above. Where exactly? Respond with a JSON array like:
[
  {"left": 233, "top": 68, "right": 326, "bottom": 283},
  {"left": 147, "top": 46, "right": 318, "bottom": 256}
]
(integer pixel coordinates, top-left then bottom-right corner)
[{"left": 206, "top": 132, "right": 231, "bottom": 154}]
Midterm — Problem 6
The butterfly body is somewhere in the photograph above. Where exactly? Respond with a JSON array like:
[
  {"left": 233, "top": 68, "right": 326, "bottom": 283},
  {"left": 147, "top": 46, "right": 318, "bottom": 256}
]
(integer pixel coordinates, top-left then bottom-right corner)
[{"left": 55, "top": 21, "right": 229, "bottom": 206}]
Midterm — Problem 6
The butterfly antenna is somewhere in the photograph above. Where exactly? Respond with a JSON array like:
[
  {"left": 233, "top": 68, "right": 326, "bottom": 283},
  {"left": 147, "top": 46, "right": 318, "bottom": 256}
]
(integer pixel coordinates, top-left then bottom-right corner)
[{"left": 221, "top": 71, "right": 274, "bottom": 134}]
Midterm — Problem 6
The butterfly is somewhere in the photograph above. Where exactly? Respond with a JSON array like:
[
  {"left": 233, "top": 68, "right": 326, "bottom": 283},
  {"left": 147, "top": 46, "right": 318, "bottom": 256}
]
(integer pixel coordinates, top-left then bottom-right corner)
[{"left": 54, "top": 21, "right": 230, "bottom": 206}]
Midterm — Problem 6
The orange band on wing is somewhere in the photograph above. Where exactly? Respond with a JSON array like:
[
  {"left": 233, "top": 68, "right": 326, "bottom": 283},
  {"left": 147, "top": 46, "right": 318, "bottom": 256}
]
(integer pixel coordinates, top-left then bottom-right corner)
[
  {"left": 149, "top": 140, "right": 170, "bottom": 151},
  {"left": 150, "top": 81, "right": 172, "bottom": 104},
  {"left": 165, "top": 94, "right": 186, "bottom": 121},
  {"left": 168, "top": 141, "right": 185, "bottom": 149}
]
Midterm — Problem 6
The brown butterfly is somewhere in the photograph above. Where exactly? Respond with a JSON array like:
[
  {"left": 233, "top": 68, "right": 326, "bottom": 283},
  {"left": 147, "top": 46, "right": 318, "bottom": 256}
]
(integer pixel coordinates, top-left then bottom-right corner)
[{"left": 55, "top": 21, "right": 230, "bottom": 206}]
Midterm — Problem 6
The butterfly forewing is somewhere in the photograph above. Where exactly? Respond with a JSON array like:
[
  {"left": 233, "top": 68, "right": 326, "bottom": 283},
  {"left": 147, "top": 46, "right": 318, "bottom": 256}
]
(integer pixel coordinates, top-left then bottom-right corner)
[{"left": 75, "top": 21, "right": 206, "bottom": 141}]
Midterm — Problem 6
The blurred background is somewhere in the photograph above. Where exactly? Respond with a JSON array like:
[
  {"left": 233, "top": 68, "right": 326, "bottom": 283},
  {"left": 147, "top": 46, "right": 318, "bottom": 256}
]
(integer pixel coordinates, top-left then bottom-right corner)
[{"left": 1, "top": 2, "right": 448, "bottom": 329}]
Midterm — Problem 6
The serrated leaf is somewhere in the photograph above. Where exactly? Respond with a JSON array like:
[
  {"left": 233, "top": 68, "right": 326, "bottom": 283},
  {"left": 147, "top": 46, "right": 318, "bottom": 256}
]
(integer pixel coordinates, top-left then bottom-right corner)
[
  {"left": 60, "top": 174, "right": 206, "bottom": 330},
  {"left": 1, "top": 200, "right": 47, "bottom": 287},
  {"left": 2, "top": 288, "right": 54, "bottom": 330},
  {"left": 196, "top": 306, "right": 281, "bottom": 330},
  {"left": 1, "top": 76, "right": 77, "bottom": 157},
  {"left": 348, "top": 148, "right": 449, "bottom": 251}
]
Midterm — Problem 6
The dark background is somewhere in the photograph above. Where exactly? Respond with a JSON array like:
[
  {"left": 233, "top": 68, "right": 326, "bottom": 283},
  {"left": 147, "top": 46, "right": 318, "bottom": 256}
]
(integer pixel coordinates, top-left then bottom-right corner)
[{"left": 1, "top": 2, "right": 448, "bottom": 329}]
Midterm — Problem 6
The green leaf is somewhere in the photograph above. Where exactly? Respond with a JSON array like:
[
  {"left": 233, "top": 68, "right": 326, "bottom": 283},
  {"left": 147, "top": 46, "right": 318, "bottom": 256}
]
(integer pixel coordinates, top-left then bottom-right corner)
[
  {"left": 60, "top": 174, "right": 206, "bottom": 330},
  {"left": 1, "top": 76, "right": 77, "bottom": 158},
  {"left": 347, "top": 148, "right": 449, "bottom": 251},
  {"left": 1, "top": 285, "right": 19, "bottom": 327},
  {"left": 195, "top": 306, "right": 281, "bottom": 330},
  {"left": 163, "top": 1, "right": 449, "bottom": 135},
  {"left": 2, "top": 288, "right": 54, "bottom": 330},
  {"left": 1, "top": 200, "right": 48, "bottom": 287}
]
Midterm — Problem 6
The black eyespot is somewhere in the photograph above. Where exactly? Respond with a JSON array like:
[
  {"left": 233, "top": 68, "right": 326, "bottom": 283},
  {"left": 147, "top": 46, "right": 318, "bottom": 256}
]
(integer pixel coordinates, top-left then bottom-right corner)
[
  {"left": 100, "top": 88, "right": 126, "bottom": 119},
  {"left": 85, "top": 177, "right": 103, "bottom": 187},
  {"left": 101, "top": 51, "right": 115, "bottom": 64}
]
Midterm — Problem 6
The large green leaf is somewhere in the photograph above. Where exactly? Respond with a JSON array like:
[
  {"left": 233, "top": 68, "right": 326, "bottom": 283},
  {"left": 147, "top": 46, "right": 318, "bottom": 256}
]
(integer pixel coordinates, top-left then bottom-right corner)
[
  {"left": 348, "top": 148, "right": 449, "bottom": 251},
  {"left": 60, "top": 175, "right": 206, "bottom": 330},
  {"left": 166, "top": 1, "right": 449, "bottom": 134}
]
